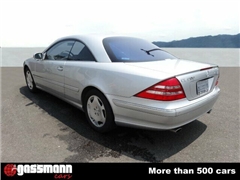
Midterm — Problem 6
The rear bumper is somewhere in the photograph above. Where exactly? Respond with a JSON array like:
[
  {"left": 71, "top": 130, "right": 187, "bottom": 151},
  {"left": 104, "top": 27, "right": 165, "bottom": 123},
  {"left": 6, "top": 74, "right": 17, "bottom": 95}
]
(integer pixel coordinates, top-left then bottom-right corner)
[{"left": 107, "top": 87, "right": 220, "bottom": 130}]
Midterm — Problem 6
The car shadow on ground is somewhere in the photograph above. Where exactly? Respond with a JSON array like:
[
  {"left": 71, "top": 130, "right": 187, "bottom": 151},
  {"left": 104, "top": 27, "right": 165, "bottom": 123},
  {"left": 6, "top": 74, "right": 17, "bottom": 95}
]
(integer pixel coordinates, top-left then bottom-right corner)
[{"left": 20, "top": 86, "right": 207, "bottom": 163}]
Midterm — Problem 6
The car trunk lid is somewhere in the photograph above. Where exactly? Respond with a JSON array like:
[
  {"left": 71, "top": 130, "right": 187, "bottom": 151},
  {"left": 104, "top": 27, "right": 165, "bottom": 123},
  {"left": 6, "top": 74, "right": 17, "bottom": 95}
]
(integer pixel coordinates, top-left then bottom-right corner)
[{"left": 126, "top": 59, "right": 219, "bottom": 100}]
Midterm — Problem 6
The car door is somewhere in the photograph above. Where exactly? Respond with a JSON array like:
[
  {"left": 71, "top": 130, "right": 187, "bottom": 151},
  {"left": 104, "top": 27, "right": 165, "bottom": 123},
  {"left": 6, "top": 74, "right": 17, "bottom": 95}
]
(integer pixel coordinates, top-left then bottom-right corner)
[
  {"left": 35, "top": 40, "right": 75, "bottom": 96},
  {"left": 64, "top": 41, "right": 96, "bottom": 104}
]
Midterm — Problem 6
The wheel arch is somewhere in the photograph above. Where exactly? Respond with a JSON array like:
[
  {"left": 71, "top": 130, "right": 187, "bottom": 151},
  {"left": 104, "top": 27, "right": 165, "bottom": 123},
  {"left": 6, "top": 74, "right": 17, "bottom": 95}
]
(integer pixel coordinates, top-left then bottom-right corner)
[
  {"left": 81, "top": 86, "right": 113, "bottom": 112},
  {"left": 23, "top": 64, "right": 29, "bottom": 73}
]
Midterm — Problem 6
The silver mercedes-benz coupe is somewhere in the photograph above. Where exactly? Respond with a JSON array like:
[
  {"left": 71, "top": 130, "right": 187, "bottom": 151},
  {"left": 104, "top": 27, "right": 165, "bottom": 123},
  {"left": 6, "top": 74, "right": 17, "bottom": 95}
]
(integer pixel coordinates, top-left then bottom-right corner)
[{"left": 23, "top": 35, "right": 220, "bottom": 133}]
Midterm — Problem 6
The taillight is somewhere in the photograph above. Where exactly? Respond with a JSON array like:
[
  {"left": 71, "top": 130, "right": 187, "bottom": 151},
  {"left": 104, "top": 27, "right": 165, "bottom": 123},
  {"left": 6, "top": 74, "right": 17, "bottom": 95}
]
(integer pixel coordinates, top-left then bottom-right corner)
[
  {"left": 135, "top": 77, "right": 186, "bottom": 101},
  {"left": 215, "top": 74, "right": 220, "bottom": 86}
]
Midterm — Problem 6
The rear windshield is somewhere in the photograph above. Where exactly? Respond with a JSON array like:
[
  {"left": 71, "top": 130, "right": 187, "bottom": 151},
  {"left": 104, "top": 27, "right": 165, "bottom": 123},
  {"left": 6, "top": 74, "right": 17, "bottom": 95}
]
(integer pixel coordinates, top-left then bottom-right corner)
[{"left": 102, "top": 37, "right": 176, "bottom": 62}]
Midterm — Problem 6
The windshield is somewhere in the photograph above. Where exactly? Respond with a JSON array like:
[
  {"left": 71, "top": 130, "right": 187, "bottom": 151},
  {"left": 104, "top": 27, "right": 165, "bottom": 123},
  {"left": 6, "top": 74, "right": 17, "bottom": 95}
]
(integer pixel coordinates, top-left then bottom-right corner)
[{"left": 102, "top": 37, "right": 176, "bottom": 62}]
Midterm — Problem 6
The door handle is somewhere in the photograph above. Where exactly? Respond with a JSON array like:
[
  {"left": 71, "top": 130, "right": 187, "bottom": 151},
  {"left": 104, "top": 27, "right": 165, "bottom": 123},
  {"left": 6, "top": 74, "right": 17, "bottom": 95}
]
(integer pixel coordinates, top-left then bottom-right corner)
[{"left": 57, "top": 66, "right": 63, "bottom": 71}]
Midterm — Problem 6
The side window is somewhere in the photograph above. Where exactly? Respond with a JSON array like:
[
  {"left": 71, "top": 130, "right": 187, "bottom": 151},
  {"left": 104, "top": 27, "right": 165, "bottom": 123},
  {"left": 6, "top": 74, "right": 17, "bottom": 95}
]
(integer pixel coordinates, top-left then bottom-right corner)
[
  {"left": 45, "top": 40, "right": 74, "bottom": 60},
  {"left": 68, "top": 41, "right": 96, "bottom": 61}
]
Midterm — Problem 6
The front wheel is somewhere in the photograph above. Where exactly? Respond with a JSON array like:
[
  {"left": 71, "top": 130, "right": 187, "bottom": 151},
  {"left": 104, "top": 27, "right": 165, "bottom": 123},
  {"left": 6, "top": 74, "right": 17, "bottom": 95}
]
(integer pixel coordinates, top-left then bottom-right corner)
[
  {"left": 84, "top": 89, "right": 116, "bottom": 133},
  {"left": 25, "top": 67, "right": 37, "bottom": 92}
]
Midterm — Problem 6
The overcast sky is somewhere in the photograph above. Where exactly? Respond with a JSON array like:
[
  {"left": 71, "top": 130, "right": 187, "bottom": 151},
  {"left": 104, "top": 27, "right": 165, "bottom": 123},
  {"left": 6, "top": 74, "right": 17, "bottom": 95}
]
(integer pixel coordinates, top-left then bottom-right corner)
[{"left": 1, "top": 0, "right": 239, "bottom": 47}]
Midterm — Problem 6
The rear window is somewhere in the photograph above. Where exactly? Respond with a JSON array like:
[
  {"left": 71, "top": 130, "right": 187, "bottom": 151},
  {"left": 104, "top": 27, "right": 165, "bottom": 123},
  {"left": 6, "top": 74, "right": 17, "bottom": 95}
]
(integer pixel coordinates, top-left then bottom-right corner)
[{"left": 103, "top": 37, "right": 176, "bottom": 62}]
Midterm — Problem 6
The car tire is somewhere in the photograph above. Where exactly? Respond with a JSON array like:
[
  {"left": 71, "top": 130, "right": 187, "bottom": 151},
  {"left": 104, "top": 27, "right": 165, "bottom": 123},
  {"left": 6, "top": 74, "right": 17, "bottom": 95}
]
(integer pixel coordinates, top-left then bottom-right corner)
[
  {"left": 84, "top": 89, "right": 116, "bottom": 133},
  {"left": 24, "top": 67, "right": 38, "bottom": 93}
]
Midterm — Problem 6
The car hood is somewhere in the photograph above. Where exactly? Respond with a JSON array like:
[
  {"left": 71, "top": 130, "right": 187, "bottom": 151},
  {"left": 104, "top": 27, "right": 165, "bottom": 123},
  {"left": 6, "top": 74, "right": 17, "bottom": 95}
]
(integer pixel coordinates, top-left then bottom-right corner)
[{"left": 125, "top": 59, "right": 217, "bottom": 75}]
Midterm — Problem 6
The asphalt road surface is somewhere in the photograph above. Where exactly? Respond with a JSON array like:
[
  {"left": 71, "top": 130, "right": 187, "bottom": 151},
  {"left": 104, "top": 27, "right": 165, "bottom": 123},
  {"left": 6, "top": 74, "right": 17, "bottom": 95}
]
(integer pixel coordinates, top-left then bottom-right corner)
[{"left": 1, "top": 67, "right": 239, "bottom": 162}]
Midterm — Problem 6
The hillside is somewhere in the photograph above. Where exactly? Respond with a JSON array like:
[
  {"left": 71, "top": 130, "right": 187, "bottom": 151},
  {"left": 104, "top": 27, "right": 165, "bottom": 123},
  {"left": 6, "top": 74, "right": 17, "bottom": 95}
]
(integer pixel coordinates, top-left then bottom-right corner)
[{"left": 153, "top": 33, "right": 240, "bottom": 48}]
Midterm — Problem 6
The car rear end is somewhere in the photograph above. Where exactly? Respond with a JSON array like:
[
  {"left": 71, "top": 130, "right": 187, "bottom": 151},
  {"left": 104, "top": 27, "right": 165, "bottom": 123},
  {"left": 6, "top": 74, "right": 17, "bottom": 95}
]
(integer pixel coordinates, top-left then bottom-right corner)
[{"left": 107, "top": 62, "right": 220, "bottom": 130}]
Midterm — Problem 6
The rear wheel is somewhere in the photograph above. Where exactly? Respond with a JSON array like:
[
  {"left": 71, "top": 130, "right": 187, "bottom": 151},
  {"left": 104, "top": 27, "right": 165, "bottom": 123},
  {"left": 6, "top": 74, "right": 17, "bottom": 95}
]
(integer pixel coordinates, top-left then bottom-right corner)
[
  {"left": 84, "top": 89, "right": 116, "bottom": 133},
  {"left": 25, "top": 67, "right": 37, "bottom": 92}
]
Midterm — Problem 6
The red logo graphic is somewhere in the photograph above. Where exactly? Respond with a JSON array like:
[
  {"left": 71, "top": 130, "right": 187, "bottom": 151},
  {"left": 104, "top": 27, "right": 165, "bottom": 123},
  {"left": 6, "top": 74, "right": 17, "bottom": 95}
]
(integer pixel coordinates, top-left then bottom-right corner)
[
  {"left": 4, "top": 164, "right": 17, "bottom": 177},
  {"left": 54, "top": 174, "right": 72, "bottom": 179}
]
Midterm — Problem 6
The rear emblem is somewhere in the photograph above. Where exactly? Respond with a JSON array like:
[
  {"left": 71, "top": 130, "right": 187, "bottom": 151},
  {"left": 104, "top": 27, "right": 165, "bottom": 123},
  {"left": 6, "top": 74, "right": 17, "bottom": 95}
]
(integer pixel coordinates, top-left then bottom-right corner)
[
  {"left": 189, "top": 76, "right": 195, "bottom": 81},
  {"left": 180, "top": 76, "right": 195, "bottom": 83}
]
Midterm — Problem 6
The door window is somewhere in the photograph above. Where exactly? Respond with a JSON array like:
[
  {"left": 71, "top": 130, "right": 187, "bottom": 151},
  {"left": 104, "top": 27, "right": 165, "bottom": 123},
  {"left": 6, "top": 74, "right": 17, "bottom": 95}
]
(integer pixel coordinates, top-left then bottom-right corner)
[
  {"left": 45, "top": 40, "right": 75, "bottom": 60},
  {"left": 68, "top": 41, "right": 96, "bottom": 61}
]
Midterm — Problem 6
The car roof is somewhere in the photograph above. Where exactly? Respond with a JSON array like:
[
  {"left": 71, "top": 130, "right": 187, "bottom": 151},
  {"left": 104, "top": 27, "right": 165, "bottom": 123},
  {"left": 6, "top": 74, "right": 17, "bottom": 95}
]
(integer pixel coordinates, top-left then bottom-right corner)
[
  {"left": 43, "top": 34, "right": 145, "bottom": 62},
  {"left": 52, "top": 34, "right": 147, "bottom": 44}
]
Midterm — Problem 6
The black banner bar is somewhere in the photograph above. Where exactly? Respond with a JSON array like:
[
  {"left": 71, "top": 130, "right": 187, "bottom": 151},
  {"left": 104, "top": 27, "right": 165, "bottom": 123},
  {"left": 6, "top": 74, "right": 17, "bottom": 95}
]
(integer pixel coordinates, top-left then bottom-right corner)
[{"left": 1, "top": 162, "right": 239, "bottom": 179}]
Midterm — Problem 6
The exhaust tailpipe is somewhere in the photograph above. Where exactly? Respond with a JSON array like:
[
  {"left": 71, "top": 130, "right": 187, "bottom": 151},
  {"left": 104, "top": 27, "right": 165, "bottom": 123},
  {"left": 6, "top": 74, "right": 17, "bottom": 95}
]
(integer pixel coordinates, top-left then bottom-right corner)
[
  {"left": 170, "top": 127, "right": 182, "bottom": 133},
  {"left": 207, "top": 109, "right": 212, "bottom": 114}
]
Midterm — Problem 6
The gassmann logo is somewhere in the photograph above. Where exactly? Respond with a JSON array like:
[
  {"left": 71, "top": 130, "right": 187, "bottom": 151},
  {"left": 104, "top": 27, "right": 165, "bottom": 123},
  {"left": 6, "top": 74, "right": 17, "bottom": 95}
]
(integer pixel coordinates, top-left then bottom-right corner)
[{"left": 3, "top": 164, "right": 72, "bottom": 178}]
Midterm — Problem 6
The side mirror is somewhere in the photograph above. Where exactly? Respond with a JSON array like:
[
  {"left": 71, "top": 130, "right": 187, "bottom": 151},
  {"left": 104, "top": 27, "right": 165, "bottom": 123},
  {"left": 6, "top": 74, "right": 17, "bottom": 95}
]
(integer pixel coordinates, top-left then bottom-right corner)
[{"left": 34, "top": 53, "right": 43, "bottom": 60}]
